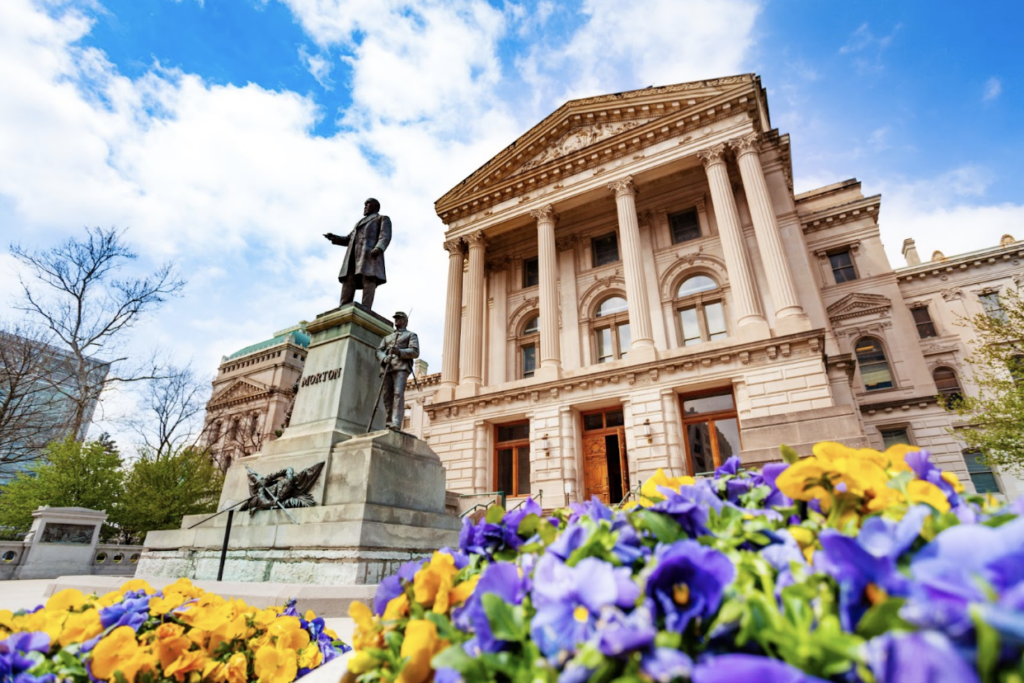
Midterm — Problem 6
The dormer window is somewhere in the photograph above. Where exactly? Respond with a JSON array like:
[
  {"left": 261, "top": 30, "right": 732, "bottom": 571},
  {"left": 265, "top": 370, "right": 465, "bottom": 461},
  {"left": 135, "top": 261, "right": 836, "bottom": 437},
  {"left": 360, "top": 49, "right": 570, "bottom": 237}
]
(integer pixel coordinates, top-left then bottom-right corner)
[
  {"left": 829, "top": 250, "right": 857, "bottom": 283},
  {"left": 522, "top": 257, "right": 539, "bottom": 288},
  {"left": 669, "top": 209, "right": 701, "bottom": 244},
  {"left": 592, "top": 232, "right": 620, "bottom": 267}
]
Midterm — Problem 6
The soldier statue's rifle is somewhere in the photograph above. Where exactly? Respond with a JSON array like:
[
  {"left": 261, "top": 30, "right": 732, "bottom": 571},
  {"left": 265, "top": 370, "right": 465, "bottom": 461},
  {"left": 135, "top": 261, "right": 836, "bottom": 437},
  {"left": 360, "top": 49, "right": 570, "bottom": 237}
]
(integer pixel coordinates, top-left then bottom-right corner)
[
  {"left": 244, "top": 466, "right": 300, "bottom": 524},
  {"left": 366, "top": 308, "right": 418, "bottom": 432}
]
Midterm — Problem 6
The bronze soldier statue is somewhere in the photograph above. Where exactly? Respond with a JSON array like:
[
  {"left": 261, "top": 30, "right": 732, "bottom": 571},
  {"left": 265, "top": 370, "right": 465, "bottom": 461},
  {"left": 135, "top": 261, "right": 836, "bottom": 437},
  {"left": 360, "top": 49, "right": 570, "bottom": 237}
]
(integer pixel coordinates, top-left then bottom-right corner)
[
  {"left": 376, "top": 311, "right": 419, "bottom": 430},
  {"left": 324, "top": 198, "right": 391, "bottom": 310}
]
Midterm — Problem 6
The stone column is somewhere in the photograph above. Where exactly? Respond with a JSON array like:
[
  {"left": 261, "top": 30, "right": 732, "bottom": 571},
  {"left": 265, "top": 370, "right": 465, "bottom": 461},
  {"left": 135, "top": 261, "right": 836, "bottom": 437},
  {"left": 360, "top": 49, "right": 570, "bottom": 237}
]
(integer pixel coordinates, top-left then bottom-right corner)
[
  {"left": 531, "top": 205, "right": 562, "bottom": 378},
  {"left": 473, "top": 420, "right": 488, "bottom": 493},
  {"left": 559, "top": 406, "right": 578, "bottom": 504},
  {"left": 731, "top": 133, "right": 805, "bottom": 319},
  {"left": 438, "top": 238, "right": 464, "bottom": 401},
  {"left": 607, "top": 177, "right": 656, "bottom": 352},
  {"left": 699, "top": 144, "right": 766, "bottom": 330},
  {"left": 660, "top": 389, "right": 686, "bottom": 476},
  {"left": 487, "top": 262, "right": 508, "bottom": 385},
  {"left": 458, "top": 231, "right": 487, "bottom": 397}
]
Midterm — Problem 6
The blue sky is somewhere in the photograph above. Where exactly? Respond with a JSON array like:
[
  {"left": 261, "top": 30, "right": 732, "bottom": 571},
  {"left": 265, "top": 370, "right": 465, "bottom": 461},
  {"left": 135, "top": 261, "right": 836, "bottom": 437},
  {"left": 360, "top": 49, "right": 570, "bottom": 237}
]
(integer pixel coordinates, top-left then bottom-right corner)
[{"left": 1, "top": 0, "right": 1022, "bottom": 441}]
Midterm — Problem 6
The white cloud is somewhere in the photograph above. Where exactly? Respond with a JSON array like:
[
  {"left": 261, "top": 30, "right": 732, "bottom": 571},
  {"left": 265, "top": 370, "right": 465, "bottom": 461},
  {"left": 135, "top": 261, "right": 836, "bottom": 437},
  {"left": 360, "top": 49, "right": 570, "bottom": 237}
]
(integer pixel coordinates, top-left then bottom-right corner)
[
  {"left": 872, "top": 165, "right": 1024, "bottom": 265},
  {"left": 983, "top": 76, "right": 1002, "bottom": 102},
  {"left": 838, "top": 22, "right": 900, "bottom": 74},
  {"left": 299, "top": 45, "right": 334, "bottom": 89}
]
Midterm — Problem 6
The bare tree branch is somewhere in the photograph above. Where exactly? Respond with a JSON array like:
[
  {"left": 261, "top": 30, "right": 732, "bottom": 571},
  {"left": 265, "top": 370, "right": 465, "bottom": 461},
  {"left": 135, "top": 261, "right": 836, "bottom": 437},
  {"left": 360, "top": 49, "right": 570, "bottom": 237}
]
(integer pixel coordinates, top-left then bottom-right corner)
[
  {"left": 10, "top": 227, "right": 186, "bottom": 436},
  {"left": 123, "top": 365, "right": 211, "bottom": 458}
]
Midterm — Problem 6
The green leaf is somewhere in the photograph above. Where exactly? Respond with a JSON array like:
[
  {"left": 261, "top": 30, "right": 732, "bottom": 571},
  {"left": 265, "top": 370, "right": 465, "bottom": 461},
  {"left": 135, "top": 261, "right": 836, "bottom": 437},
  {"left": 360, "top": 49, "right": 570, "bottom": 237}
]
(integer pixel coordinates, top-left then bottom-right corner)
[
  {"left": 855, "top": 598, "right": 911, "bottom": 639},
  {"left": 485, "top": 505, "right": 506, "bottom": 525},
  {"left": 972, "top": 606, "right": 1000, "bottom": 683},
  {"left": 517, "top": 513, "right": 541, "bottom": 537},
  {"left": 482, "top": 592, "right": 527, "bottom": 642},
  {"left": 634, "top": 510, "right": 684, "bottom": 543},
  {"left": 780, "top": 444, "right": 800, "bottom": 464},
  {"left": 432, "top": 643, "right": 488, "bottom": 679}
]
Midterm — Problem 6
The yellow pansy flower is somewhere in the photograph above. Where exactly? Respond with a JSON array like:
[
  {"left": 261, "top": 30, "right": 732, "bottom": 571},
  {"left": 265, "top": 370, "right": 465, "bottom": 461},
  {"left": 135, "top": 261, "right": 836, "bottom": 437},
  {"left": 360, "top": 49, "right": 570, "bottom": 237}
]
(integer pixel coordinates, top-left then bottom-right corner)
[
  {"left": 348, "top": 650, "right": 377, "bottom": 675},
  {"left": 163, "top": 578, "right": 205, "bottom": 600},
  {"left": 163, "top": 649, "right": 208, "bottom": 682},
  {"left": 95, "top": 591, "right": 123, "bottom": 609},
  {"left": 941, "top": 470, "right": 965, "bottom": 493},
  {"left": 91, "top": 626, "right": 156, "bottom": 683},
  {"left": 252, "top": 608, "right": 279, "bottom": 630},
  {"left": 348, "top": 601, "right": 382, "bottom": 650},
  {"left": 224, "top": 652, "right": 248, "bottom": 683},
  {"left": 150, "top": 592, "right": 188, "bottom": 616},
  {"left": 208, "top": 614, "right": 248, "bottom": 654},
  {"left": 413, "top": 551, "right": 460, "bottom": 613},
  {"left": 254, "top": 643, "right": 298, "bottom": 683},
  {"left": 153, "top": 625, "right": 192, "bottom": 670},
  {"left": 449, "top": 575, "right": 481, "bottom": 607},
  {"left": 20, "top": 606, "right": 66, "bottom": 644},
  {"left": 384, "top": 594, "right": 410, "bottom": 620},
  {"left": 776, "top": 458, "right": 831, "bottom": 502},
  {"left": 298, "top": 644, "right": 323, "bottom": 669},
  {"left": 268, "top": 616, "right": 310, "bottom": 652},
  {"left": 119, "top": 579, "right": 156, "bottom": 595},
  {"left": 59, "top": 609, "right": 103, "bottom": 647},
  {"left": 397, "top": 620, "right": 442, "bottom": 683},
  {"left": 635, "top": 468, "right": 696, "bottom": 507},
  {"left": 47, "top": 588, "right": 86, "bottom": 612},
  {"left": 906, "top": 480, "right": 951, "bottom": 513}
]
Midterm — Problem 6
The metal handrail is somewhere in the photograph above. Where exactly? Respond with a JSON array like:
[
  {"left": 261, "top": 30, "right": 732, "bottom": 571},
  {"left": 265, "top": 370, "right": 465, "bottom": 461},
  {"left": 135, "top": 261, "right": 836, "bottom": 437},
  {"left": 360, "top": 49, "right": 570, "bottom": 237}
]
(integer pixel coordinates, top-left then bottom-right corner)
[
  {"left": 458, "top": 490, "right": 506, "bottom": 518},
  {"left": 507, "top": 490, "right": 543, "bottom": 512}
]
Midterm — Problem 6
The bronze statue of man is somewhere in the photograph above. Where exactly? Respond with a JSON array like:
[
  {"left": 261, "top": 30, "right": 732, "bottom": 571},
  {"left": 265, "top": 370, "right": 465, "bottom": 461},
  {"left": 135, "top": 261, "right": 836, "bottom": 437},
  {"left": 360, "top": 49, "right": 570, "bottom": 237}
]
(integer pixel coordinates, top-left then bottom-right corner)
[
  {"left": 376, "top": 311, "right": 419, "bottom": 430},
  {"left": 324, "top": 198, "right": 391, "bottom": 310}
]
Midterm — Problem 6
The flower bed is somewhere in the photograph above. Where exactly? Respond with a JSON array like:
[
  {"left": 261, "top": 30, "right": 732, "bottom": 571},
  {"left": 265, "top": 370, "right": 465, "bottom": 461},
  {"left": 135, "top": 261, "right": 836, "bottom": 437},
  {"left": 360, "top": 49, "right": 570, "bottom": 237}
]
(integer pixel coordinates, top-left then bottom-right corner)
[
  {"left": 347, "top": 442, "right": 1024, "bottom": 683},
  {"left": 0, "top": 578, "right": 350, "bottom": 683}
]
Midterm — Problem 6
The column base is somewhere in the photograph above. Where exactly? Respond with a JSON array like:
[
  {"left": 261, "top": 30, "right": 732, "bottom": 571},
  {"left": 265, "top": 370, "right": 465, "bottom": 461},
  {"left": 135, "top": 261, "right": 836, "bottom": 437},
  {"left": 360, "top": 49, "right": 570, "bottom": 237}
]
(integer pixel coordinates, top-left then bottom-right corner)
[
  {"left": 734, "top": 319, "right": 772, "bottom": 342},
  {"left": 455, "top": 380, "right": 481, "bottom": 399},
  {"left": 535, "top": 364, "right": 562, "bottom": 381},
  {"left": 434, "top": 385, "right": 456, "bottom": 403},
  {"left": 773, "top": 313, "right": 812, "bottom": 336},
  {"left": 626, "top": 344, "right": 658, "bottom": 364}
]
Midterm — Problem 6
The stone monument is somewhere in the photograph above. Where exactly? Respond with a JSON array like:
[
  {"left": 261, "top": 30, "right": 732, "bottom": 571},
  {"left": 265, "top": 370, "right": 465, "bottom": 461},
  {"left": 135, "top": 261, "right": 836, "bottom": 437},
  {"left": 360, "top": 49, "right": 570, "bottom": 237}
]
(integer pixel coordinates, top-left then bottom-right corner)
[{"left": 139, "top": 214, "right": 460, "bottom": 584}]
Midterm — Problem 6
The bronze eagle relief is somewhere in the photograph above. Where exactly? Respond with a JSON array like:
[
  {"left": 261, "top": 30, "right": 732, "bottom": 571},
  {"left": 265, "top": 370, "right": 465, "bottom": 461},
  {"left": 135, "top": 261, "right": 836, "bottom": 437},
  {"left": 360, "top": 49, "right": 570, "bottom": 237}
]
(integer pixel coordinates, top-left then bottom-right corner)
[{"left": 241, "top": 462, "right": 326, "bottom": 514}]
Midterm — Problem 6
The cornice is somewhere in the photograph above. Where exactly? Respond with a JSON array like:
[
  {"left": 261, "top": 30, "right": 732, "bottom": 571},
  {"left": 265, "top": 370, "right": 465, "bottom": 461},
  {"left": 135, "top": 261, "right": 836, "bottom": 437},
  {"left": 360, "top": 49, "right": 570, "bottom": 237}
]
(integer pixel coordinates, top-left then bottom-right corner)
[
  {"left": 859, "top": 394, "right": 940, "bottom": 414},
  {"left": 895, "top": 243, "right": 1024, "bottom": 282},
  {"left": 426, "top": 329, "right": 826, "bottom": 421},
  {"left": 435, "top": 77, "right": 763, "bottom": 222},
  {"left": 800, "top": 196, "right": 881, "bottom": 234}
]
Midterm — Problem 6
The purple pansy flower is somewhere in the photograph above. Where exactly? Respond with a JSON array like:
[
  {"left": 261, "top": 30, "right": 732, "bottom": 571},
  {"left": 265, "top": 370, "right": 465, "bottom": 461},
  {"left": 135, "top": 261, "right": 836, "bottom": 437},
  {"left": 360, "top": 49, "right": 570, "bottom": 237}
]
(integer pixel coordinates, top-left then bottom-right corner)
[
  {"left": 650, "top": 483, "right": 720, "bottom": 538},
  {"left": 1, "top": 632, "right": 54, "bottom": 683},
  {"left": 503, "top": 498, "right": 543, "bottom": 534},
  {"left": 867, "top": 631, "right": 980, "bottom": 683},
  {"left": 530, "top": 555, "right": 638, "bottom": 657},
  {"left": 646, "top": 540, "right": 734, "bottom": 634},
  {"left": 454, "top": 562, "right": 526, "bottom": 655},
  {"left": 372, "top": 558, "right": 425, "bottom": 615},
  {"left": 596, "top": 603, "right": 657, "bottom": 656},
  {"left": 98, "top": 595, "right": 149, "bottom": 631},
  {"left": 568, "top": 497, "right": 613, "bottom": 524},
  {"left": 640, "top": 647, "right": 694, "bottom": 682},
  {"left": 905, "top": 451, "right": 960, "bottom": 507},
  {"left": 692, "top": 654, "right": 828, "bottom": 683}
]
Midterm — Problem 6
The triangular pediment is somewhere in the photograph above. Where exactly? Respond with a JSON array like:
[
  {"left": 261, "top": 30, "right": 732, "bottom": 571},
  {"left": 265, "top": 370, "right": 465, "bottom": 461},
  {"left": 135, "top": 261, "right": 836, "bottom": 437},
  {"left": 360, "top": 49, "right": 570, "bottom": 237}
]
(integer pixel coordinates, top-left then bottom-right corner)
[
  {"left": 435, "top": 74, "right": 765, "bottom": 220},
  {"left": 827, "top": 293, "right": 892, "bottom": 322},
  {"left": 209, "top": 378, "right": 269, "bottom": 406}
]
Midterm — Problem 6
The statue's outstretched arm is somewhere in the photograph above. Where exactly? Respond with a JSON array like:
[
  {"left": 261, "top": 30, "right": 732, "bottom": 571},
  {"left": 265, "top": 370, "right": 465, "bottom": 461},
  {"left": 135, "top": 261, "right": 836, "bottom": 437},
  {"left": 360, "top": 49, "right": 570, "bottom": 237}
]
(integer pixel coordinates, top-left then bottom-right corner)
[{"left": 323, "top": 232, "right": 350, "bottom": 246}]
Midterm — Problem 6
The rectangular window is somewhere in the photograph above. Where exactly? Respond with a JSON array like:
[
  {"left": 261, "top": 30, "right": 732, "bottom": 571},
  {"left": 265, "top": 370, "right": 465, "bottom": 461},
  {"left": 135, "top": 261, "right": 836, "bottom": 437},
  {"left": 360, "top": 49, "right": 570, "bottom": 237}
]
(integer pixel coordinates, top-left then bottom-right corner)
[
  {"left": 669, "top": 209, "right": 701, "bottom": 244},
  {"left": 829, "top": 250, "right": 857, "bottom": 283},
  {"left": 522, "top": 344, "right": 536, "bottom": 378},
  {"left": 704, "top": 302, "right": 727, "bottom": 341},
  {"left": 592, "top": 232, "right": 620, "bottom": 267},
  {"left": 980, "top": 292, "right": 1006, "bottom": 322},
  {"left": 681, "top": 390, "right": 740, "bottom": 474},
  {"left": 522, "top": 257, "right": 539, "bottom": 288},
  {"left": 965, "top": 451, "right": 1000, "bottom": 494},
  {"left": 596, "top": 327, "right": 614, "bottom": 363},
  {"left": 912, "top": 307, "right": 938, "bottom": 338},
  {"left": 679, "top": 306, "right": 701, "bottom": 345},
  {"left": 495, "top": 422, "right": 531, "bottom": 497},
  {"left": 880, "top": 428, "right": 910, "bottom": 450},
  {"left": 616, "top": 323, "right": 631, "bottom": 359}
]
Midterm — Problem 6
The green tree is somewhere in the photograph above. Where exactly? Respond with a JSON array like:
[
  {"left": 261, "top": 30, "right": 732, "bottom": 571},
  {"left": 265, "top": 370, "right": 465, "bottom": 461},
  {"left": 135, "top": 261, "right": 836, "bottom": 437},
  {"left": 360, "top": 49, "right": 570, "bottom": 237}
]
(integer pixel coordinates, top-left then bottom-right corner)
[
  {"left": 118, "top": 446, "right": 223, "bottom": 544},
  {"left": 947, "top": 286, "right": 1024, "bottom": 473},
  {"left": 0, "top": 436, "right": 125, "bottom": 537}
]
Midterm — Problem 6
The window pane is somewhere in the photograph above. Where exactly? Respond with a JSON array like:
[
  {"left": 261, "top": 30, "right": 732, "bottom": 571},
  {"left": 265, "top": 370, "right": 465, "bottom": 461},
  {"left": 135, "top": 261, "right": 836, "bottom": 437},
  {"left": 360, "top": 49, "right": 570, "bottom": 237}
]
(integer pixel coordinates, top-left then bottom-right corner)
[
  {"left": 679, "top": 307, "right": 701, "bottom": 345},
  {"left": 714, "top": 418, "right": 740, "bottom": 462},
  {"left": 677, "top": 275, "right": 718, "bottom": 297},
  {"left": 496, "top": 448, "right": 514, "bottom": 494},
  {"left": 704, "top": 302, "right": 727, "bottom": 340},
  {"left": 606, "top": 410, "right": 624, "bottom": 428},
  {"left": 669, "top": 209, "right": 701, "bottom": 244},
  {"left": 516, "top": 446, "right": 531, "bottom": 496},
  {"left": 970, "top": 472, "right": 1001, "bottom": 494},
  {"left": 592, "top": 233, "right": 620, "bottom": 266},
  {"left": 617, "top": 323, "right": 631, "bottom": 358},
  {"left": 522, "top": 344, "right": 536, "bottom": 377},
  {"left": 596, "top": 327, "right": 614, "bottom": 362},
  {"left": 980, "top": 293, "right": 1007, "bottom": 322},
  {"left": 830, "top": 250, "right": 858, "bottom": 283},
  {"left": 686, "top": 423, "right": 715, "bottom": 474},
  {"left": 965, "top": 452, "right": 990, "bottom": 473},
  {"left": 880, "top": 428, "right": 909, "bottom": 450},
  {"left": 855, "top": 338, "right": 894, "bottom": 390},
  {"left": 522, "top": 315, "right": 539, "bottom": 335},
  {"left": 682, "top": 392, "right": 735, "bottom": 416},
  {"left": 498, "top": 423, "right": 530, "bottom": 443},
  {"left": 912, "top": 307, "right": 937, "bottom": 338},
  {"left": 933, "top": 368, "right": 962, "bottom": 396},
  {"left": 583, "top": 413, "right": 604, "bottom": 431},
  {"left": 523, "top": 257, "right": 539, "bottom": 288},
  {"left": 596, "top": 296, "right": 628, "bottom": 317}
]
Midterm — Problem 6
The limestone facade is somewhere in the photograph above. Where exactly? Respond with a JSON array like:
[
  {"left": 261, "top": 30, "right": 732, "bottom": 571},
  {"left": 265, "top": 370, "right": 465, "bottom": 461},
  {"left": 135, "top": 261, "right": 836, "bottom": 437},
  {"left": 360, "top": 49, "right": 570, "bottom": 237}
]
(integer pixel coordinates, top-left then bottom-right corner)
[{"left": 411, "top": 74, "right": 1023, "bottom": 508}]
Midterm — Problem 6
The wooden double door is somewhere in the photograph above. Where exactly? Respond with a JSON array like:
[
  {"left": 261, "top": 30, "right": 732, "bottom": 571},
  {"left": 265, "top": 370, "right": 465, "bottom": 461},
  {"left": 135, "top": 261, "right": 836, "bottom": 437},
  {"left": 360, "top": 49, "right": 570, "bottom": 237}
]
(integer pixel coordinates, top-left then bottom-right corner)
[{"left": 581, "top": 408, "right": 630, "bottom": 504}]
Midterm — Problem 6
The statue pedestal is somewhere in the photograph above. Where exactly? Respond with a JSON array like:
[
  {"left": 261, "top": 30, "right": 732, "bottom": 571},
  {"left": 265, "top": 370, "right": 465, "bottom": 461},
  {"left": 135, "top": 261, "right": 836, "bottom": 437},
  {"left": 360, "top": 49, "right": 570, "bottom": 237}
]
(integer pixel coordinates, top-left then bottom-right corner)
[{"left": 138, "top": 305, "right": 461, "bottom": 585}]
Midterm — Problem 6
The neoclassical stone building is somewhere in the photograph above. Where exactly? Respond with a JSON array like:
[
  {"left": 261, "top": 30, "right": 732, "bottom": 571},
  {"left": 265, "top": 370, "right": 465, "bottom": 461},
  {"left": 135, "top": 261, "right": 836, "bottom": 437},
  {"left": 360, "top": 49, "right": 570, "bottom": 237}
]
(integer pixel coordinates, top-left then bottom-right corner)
[{"left": 413, "top": 74, "right": 1022, "bottom": 508}]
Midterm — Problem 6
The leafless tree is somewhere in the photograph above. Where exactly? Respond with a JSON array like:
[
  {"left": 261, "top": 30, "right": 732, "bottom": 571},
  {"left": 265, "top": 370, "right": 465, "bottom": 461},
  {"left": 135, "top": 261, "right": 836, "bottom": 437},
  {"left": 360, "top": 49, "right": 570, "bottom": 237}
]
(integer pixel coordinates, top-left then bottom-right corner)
[
  {"left": 10, "top": 227, "right": 186, "bottom": 438},
  {"left": 124, "top": 365, "right": 211, "bottom": 458},
  {"left": 0, "top": 322, "right": 71, "bottom": 479},
  {"left": 207, "top": 405, "right": 269, "bottom": 473}
]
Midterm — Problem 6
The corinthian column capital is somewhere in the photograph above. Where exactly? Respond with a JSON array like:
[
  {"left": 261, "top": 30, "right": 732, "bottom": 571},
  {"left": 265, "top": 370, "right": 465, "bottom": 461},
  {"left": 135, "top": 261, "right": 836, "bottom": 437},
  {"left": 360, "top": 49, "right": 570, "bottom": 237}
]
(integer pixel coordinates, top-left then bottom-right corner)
[
  {"left": 529, "top": 204, "right": 559, "bottom": 223},
  {"left": 729, "top": 132, "right": 761, "bottom": 156},
  {"left": 464, "top": 230, "right": 488, "bottom": 248},
  {"left": 607, "top": 176, "right": 636, "bottom": 198},
  {"left": 443, "top": 237, "right": 464, "bottom": 254},
  {"left": 697, "top": 143, "right": 727, "bottom": 168}
]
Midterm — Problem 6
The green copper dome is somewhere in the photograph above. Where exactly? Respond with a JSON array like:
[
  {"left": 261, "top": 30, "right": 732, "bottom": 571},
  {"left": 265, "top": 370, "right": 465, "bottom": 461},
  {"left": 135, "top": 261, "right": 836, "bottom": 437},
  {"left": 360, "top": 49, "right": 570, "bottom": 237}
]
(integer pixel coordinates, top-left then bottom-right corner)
[{"left": 226, "top": 323, "right": 310, "bottom": 361}]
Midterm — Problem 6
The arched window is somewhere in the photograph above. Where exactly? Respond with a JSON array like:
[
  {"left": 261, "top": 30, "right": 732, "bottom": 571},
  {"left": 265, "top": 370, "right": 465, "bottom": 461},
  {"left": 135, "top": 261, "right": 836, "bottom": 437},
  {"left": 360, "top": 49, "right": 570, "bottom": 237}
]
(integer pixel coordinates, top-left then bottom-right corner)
[
  {"left": 855, "top": 337, "right": 894, "bottom": 391},
  {"left": 519, "top": 314, "right": 539, "bottom": 378},
  {"left": 933, "top": 367, "right": 962, "bottom": 404},
  {"left": 593, "top": 296, "right": 630, "bottom": 362},
  {"left": 675, "top": 275, "right": 727, "bottom": 346}
]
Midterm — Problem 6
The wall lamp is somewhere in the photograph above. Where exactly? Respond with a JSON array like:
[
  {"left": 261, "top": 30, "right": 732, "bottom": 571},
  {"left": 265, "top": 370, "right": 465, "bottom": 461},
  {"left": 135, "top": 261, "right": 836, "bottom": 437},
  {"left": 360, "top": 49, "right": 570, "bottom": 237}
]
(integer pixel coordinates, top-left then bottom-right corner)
[
  {"left": 642, "top": 419, "right": 652, "bottom": 444},
  {"left": 540, "top": 434, "right": 551, "bottom": 456}
]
